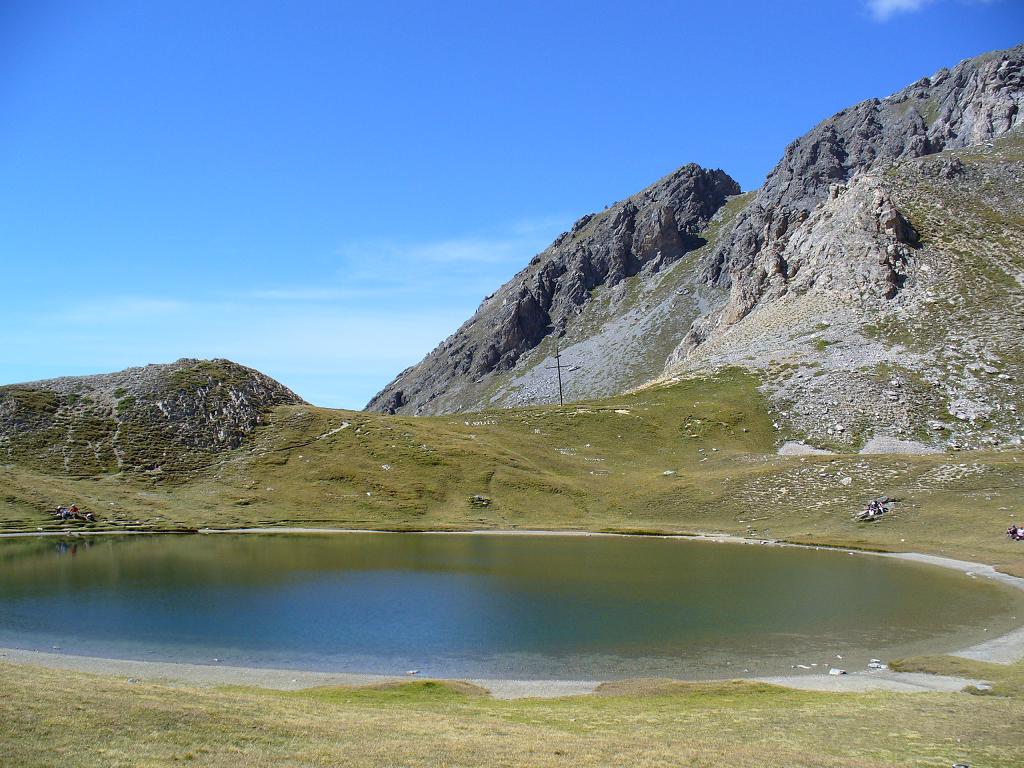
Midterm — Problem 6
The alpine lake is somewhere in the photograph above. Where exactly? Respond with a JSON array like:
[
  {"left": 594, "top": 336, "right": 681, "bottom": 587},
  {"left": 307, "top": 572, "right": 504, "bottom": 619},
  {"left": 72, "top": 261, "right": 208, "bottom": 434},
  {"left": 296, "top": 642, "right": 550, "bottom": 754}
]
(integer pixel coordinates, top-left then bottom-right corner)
[{"left": 1, "top": 532, "right": 1022, "bottom": 680}]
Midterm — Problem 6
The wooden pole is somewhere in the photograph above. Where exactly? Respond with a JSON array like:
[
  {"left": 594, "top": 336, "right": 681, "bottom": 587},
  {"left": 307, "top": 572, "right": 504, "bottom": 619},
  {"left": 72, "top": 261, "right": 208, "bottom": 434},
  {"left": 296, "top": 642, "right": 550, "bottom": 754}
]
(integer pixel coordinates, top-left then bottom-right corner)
[
  {"left": 546, "top": 340, "right": 564, "bottom": 406},
  {"left": 554, "top": 341, "right": 564, "bottom": 406}
]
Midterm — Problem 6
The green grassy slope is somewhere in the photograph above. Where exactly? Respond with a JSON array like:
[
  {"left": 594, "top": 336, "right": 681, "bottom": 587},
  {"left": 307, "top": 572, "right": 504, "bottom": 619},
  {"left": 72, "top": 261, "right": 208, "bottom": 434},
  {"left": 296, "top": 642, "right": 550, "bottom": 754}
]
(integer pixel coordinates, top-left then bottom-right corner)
[
  {"left": 2, "top": 367, "right": 1022, "bottom": 575},
  {"left": 0, "top": 368, "right": 771, "bottom": 528}
]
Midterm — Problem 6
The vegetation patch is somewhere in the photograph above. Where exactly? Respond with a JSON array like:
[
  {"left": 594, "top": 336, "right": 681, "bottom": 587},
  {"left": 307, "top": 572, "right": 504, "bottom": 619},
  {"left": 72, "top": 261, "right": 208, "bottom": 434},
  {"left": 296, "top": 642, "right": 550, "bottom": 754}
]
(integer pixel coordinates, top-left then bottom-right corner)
[
  {"left": 0, "top": 387, "right": 59, "bottom": 415},
  {"left": 889, "top": 655, "right": 1024, "bottom": 698}
]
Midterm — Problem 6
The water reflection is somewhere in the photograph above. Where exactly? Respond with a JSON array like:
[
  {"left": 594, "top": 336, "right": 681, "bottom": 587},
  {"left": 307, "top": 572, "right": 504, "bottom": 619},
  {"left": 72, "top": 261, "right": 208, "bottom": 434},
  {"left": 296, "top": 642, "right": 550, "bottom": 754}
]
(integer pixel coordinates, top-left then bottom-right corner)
[
  {"left": 0, "top": 533, "right": 1021, "bottom": 680},
  {"left": 54, "top": 540, "right": 95, "bottom": 557}
]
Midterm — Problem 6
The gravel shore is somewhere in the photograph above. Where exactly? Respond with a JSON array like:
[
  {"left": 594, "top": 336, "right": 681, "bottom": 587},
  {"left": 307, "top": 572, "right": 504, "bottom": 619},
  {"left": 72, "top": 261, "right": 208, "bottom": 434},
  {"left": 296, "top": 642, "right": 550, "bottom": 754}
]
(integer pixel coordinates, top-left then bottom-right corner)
[{"left": 0, "top": 647, "right": 992, "bottom": 699}]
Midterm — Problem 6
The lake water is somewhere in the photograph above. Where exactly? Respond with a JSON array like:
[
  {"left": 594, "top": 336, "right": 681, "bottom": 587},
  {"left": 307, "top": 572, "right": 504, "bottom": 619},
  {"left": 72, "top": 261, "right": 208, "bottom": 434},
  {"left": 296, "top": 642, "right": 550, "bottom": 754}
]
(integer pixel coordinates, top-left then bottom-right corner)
[{"left": 1, "top": 533, "right": 1022, "bottom": 680}]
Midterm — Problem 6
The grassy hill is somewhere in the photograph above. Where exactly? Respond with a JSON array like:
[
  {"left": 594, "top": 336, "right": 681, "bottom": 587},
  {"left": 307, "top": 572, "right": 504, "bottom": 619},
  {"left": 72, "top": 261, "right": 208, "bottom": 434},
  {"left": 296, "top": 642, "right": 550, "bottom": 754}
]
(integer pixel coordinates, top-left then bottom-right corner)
[
  {"left": 2, "top": 366, "right": 1022, "bottom": 577},
  {"left": 0, "top": 358, "right": 304, "bottom": 476}
]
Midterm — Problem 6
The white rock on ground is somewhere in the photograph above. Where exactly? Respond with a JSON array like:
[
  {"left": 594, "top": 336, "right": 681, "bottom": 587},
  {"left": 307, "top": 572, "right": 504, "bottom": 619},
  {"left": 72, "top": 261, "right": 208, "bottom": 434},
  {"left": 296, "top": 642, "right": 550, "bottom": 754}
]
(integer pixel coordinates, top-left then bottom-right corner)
[
  {"left": 777, "top": 441, "right": 836, "bottom": 456},
  {"left": 859, "top": 436, "right": 942, "bottom": 455}
]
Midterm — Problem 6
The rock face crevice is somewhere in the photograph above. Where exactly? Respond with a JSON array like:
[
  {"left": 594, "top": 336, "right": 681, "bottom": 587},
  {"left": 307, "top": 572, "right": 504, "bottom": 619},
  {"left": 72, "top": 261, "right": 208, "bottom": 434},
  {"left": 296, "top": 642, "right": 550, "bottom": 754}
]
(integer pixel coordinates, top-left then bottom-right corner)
[{"left": 368, "top": 164, "right": 739, "bottom": 414}]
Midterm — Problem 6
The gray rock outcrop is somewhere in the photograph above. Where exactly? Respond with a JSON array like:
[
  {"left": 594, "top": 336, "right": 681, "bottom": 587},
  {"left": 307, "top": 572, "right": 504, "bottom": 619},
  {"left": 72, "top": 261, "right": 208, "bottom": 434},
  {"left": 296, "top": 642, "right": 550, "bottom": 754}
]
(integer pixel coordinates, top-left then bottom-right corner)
[
  {"left": 665, "top": 132, "right": 1024, "bottom": 452},
  {"left": 694, "top": 44, "right": 1023, "bottom": 335}
]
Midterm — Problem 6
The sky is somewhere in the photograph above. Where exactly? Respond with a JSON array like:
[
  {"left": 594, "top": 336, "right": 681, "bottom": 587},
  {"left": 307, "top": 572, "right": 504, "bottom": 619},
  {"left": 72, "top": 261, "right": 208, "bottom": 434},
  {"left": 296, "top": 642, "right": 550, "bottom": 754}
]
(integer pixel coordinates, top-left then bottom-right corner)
[{"left": 1, "top": 1, "right": 1021, "bottom": 408}]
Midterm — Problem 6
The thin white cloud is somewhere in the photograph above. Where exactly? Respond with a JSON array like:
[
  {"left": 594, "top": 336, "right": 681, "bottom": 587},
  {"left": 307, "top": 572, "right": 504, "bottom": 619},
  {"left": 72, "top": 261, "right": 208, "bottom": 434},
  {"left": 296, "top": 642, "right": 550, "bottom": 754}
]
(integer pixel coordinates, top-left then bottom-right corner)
[
  {"left": 247, "top": 215, "right": 570, "bottom": 304},
  {"left": 866, "top": 0, "right": 998, "bottom": 20},
  {"left": 245, "top": 286, "right": 406, "bottom": 302},
  {"left": 48, "top": 297, "right": 188, "bottom": 324},
  {"left": 1, "top": 215, "right": 573, "bottom": 407},
  {"left": 867, "top": 0, "right": 935, "bottom": 20},
  {"left": 336, "top": 229, "right": 558, "bottom": 267}
]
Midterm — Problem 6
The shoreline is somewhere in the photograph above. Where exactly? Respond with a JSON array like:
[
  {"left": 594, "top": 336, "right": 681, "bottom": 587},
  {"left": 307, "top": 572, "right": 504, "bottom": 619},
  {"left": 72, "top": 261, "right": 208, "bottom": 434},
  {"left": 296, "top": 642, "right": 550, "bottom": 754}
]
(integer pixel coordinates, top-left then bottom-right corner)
[
  {"left": 0, "top": 645, "right": 989, "bottom": 699},
  {"left": 2, "top": 526, "right": 1022, "bottom": 697}
]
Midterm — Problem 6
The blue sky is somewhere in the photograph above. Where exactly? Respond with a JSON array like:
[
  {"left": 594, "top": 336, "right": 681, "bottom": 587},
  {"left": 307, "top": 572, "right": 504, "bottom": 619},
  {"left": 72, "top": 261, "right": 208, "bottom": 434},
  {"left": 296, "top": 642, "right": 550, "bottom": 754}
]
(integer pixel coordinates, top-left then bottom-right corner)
[{"left": 2, "top": 1, "right": 1021, "bottom": 408}]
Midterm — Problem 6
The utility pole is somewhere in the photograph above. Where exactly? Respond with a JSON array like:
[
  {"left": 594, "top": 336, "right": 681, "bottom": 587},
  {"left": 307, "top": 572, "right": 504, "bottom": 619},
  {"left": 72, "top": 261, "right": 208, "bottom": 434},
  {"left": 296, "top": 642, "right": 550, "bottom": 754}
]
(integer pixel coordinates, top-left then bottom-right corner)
[{"left": 545, "top": 340, "right": 565, "bottom": 406}]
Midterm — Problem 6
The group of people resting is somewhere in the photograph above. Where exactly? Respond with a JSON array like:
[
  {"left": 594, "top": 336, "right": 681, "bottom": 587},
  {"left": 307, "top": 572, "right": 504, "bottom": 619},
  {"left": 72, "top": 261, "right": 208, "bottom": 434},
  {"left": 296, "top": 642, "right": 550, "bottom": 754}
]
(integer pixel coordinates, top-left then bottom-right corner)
[
  {"left": 1008, "top": 524, "right": 1024, "bottom": 541},
  {"left": 856, "top": 498, "right": 890, "bottom": 521},
  {"left": 53, "top": 504, "right": 95, "bottom": 523}
]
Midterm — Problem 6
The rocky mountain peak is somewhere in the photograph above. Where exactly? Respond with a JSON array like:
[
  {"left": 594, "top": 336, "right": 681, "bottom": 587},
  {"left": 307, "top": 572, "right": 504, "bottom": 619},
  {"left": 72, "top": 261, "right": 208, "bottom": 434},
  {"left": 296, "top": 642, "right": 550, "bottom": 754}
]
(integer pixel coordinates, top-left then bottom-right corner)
[
  {"left": 368, "top": 163, "right": 739, "bottom": 414},
  {"left": 367, "top": 44, "right": 1023, "bottom": 453},
  {"left": 696, "top": 44, "right": 1023, "bottom": 335}
]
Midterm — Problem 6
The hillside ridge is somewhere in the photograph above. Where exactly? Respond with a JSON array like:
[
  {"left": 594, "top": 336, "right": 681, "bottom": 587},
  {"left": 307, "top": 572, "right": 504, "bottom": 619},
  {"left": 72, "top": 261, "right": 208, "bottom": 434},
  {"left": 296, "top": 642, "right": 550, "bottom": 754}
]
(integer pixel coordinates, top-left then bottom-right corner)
[{"left": 0, "top": 358, "right": 304, "bottom": 476}]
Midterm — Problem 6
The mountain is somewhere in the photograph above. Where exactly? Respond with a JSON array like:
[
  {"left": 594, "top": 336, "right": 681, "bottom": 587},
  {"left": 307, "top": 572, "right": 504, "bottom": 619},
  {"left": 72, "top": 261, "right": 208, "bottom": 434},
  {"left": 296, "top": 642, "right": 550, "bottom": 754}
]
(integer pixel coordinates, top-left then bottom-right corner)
[
  {"left": 663, "top": 45, "right": 1024, "bottom": 453},
  {"left": 366, "top": 164, "right": 740, "bottom": 414},
  {"left": 0, "top": 359, "right": 304, "bottom": 476},
  {"left": 663, "top": 131, "right": 1024, "bottom": 453},
  {"left": 368, "top": 45, "right": 1024, "bottom": 452}
]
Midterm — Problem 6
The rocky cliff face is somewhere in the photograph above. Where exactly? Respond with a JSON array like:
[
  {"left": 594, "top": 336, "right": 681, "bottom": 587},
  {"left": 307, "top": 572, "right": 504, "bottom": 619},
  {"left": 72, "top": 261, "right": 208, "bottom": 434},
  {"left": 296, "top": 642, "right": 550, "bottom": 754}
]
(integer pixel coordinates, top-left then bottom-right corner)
[
  {"left": 691, "top": 44, "right": 1023, "bottom": 339},
  {"left": 663, "top": 134, "right": 1024, "bottom": 452},
  {"left": 367, "top": 164, "right": 739, "bottom": 414},
  {"left": 0, "top": 359, "right": 304, "bottom": 476},
  {"left": 367, "top": 45, "right": 1024, "bottom": 452},
  {"left": 654, "top": 45, "right": 1024, "bottom": 453}
]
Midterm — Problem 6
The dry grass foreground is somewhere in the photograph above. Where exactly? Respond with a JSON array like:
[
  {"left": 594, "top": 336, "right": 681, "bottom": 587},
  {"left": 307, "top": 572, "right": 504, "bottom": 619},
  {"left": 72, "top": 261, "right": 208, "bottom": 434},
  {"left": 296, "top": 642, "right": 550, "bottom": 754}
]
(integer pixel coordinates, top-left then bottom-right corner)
[{"left": 2, "top": 659, "right": 1024, "bottom": 767}]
